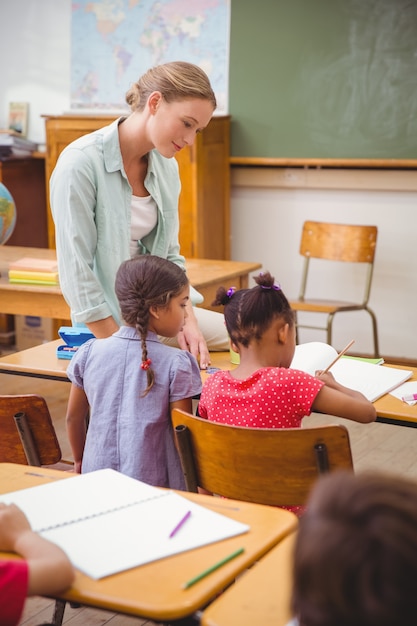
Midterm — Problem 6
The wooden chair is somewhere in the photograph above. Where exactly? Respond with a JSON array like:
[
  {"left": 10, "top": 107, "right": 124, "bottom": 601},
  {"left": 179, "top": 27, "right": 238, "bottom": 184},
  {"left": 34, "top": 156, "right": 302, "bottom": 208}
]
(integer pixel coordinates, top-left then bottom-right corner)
[
  {"left": 290, "top": 220, "right": 379, "bottom": 357},
  {"left": 0, "top": 394, "right": 72, "bottom": 469},
  {"left": 0, "top": 394, "right": 73, "bottom": 626},
  {"left": 171, "top": 409, "right": 354, "bottom": 507}
]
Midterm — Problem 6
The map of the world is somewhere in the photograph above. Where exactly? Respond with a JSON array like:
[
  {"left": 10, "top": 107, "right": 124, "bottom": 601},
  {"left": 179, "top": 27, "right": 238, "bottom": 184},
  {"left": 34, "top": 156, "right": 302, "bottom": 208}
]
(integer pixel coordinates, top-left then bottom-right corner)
[{"left": 71, "top": 0, "right": 230, "bottom": 113}]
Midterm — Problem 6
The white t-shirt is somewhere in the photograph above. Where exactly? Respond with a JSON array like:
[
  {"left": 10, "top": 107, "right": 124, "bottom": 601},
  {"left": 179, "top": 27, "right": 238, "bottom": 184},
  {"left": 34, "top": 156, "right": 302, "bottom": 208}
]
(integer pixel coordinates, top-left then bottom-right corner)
[{"left": 130, "top": 194, "right": 158, "bottom": 257}]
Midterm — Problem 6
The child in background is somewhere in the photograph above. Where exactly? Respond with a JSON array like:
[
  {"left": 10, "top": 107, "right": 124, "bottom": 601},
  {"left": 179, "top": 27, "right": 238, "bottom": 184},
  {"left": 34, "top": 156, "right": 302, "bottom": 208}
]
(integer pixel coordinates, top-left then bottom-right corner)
[
  {"left": 290, "top": 471, "right": 417, "bottom": 626},
  {"left": 198, "top": 270, "right": 376, "bottom": 427},
  {"left": 198, "top": 271, "right": 375, "bottom": 512},
  {"left": 66, "top": 255, "right": 202, "bottom": 489},
  {"left": 0, "top": 502, "right": 74, "bottom": 626}
]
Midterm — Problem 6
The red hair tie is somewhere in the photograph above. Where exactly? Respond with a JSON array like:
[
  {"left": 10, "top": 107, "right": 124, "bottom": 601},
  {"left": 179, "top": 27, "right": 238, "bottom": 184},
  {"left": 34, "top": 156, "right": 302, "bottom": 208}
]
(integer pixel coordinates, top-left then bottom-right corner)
[{"left": 141, "top": 358, "right": 152, "bottom": 370}]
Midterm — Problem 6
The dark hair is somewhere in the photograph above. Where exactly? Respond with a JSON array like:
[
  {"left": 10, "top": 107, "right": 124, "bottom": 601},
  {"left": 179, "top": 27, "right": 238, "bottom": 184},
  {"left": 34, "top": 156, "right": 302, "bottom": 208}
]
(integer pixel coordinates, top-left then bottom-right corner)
[
  {"left": 212, "top": 271, "right": 294, "bottom": 348},
  {"left": 115, "top": 255, "right": 188, "bottom": 395},
  {"left": 292, "top": 471, "right": 417, "bottom": 626},
  {"left": 126, "top": 61, "right": 217, "bottom": 111}
]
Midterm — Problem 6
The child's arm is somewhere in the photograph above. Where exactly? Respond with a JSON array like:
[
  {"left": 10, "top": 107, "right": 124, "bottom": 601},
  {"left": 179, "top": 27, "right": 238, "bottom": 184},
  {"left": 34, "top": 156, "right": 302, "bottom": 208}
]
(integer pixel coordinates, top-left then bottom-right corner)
[
  {"left": 170, "top": 397, "right": 194, "bottom": 415},
  {"left": 312, "top": 371, "right": 376, "bottom": 423},
  {"left": 66, "top": 384, "right": 90, "bottom": 473},
  {"left": 0, "top": 503, "right": 75, "bottom": 596}
]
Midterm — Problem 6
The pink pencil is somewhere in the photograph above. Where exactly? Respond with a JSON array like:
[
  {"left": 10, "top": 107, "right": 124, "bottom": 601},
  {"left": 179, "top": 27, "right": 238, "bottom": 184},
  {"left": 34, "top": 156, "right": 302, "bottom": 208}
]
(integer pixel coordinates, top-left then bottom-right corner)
[{"left": 169, "top": 510, "right": 191, "bottom": 538}]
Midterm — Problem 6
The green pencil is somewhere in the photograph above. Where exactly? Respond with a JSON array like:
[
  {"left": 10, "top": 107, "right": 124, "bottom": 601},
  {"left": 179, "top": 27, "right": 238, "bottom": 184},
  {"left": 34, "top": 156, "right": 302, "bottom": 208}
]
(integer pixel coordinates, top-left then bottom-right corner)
[{"left": 182, "top": 547, "right": 245, "bottom": 589}]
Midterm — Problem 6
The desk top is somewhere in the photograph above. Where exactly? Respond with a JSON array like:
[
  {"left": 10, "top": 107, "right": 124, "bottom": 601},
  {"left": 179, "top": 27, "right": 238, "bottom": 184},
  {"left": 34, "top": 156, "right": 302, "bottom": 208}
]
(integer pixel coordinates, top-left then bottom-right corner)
[
  {"left": 1, "top": 343, "right": 417, "bottom": 427},
  {"left": 0, "top": 463, "right": 297, "bottom": 621},
  {"left": 0, "top": 245, "right": 261, "bottom": 291},
  {"left": 201, "top": 531, "right": 297, "bottom": 626},
  {"left": 0, "top": 340, "right": 235, "bottom": 382}
]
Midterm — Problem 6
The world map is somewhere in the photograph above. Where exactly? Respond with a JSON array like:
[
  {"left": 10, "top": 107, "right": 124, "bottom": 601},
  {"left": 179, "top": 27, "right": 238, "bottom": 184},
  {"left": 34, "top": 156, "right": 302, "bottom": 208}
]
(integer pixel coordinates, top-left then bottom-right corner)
[{"left": 71, "top": 0, "right": 230, "bottom": 113}]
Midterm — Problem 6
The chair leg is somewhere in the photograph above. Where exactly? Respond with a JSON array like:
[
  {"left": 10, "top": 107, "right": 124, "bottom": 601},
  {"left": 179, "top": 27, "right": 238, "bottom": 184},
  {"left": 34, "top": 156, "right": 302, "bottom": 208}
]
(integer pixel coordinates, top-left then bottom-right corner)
[
  {"left": 366, "top": 307, "right": 380, "bottom": 358},
  {"left": 294, "top": 312, "right": 300, "bottom": 344},
  {"left": 326, "top": 314, "right": 334, "bottom": 346},
  {"left": 329, "top": 310, "right": 379, "bottom": 358},
  {"left": 50, "top": 599, "right": 66, "bottom": 626}
]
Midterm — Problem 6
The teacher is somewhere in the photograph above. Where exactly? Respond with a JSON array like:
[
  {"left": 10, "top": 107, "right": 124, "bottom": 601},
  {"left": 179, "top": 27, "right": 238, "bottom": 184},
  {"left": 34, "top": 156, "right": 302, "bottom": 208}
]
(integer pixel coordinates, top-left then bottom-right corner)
[{"left": 50, "top": 61, "right": 229, "bottom": 368}]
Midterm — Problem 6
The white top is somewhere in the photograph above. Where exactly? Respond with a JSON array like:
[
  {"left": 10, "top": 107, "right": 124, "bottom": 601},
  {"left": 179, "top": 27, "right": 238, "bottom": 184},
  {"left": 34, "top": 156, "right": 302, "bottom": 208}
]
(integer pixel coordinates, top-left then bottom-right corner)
[{"left": 130, "top": 194, "right": 158, "bottom": 257}]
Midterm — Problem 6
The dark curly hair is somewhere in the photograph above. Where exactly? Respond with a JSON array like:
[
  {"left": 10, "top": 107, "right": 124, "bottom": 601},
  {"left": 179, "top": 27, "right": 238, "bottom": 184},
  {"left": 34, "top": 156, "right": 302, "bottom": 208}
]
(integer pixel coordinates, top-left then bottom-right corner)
[
  {"left": 212, "top": 271, "right": 294, "bottom": 348},
  {"left": 292, "top": 471, "right": 417, "bottom": 626}
]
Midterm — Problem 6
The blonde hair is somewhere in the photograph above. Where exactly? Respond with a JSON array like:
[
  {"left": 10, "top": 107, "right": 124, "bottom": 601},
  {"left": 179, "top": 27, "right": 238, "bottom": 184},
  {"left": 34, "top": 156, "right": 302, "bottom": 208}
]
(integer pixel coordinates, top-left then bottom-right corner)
[{"left": 126, "top": 61, "right": 217, "bottom": 111}]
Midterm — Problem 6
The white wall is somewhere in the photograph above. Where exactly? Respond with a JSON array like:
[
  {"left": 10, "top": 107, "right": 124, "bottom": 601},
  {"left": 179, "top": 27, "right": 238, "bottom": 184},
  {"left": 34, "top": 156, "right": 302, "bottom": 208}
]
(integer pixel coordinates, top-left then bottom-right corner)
[
  {"left": 0, "top": 0, "right": 71, "bottom": 146},
  {"left": 1, "top": 1, "right": 416, "bottom": 360},
  {"left": 231, "top": 173, "right": 417, "bottom": 360}
]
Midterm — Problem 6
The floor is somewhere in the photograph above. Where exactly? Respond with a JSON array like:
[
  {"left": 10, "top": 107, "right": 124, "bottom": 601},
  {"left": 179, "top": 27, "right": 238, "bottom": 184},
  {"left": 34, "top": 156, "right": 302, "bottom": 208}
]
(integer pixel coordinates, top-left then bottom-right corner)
[{"left": 2, "top": 346, "right": 417, "bottom": 624}]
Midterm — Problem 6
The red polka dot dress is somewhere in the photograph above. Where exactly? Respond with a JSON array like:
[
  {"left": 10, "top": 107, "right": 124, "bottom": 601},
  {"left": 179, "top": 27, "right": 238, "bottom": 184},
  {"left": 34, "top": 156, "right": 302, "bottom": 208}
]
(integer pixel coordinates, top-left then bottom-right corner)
[
  {"left": 198, "top": 367, "right": 324, "bottom": 427},
  {"left": 198, "top": 367, "right": 324, "bottom": 516}
]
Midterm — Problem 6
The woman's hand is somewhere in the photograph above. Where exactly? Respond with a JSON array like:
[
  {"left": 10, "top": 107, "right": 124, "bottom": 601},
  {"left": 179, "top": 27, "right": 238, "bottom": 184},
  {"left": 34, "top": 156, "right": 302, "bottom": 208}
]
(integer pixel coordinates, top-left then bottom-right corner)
[{"left": 177, "top": 302, "right": 210, "bottom": 369}]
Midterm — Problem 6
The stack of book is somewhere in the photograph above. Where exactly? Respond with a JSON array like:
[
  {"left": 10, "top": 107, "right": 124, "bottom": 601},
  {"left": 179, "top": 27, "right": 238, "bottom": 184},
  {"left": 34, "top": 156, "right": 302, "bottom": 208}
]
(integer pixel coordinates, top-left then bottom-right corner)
[
  {"left": 0, "top": 130, "right": 38, "bottom": 158},
  {"left": 8, "top": 257, "right": 59, "bottom": 285}
]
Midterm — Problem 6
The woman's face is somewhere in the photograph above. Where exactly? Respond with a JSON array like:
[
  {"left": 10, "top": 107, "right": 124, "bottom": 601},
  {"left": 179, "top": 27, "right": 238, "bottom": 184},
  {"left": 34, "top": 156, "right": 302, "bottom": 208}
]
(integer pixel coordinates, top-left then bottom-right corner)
[{"left": 148, "top": 95, "right": 214, "bottom": 158}]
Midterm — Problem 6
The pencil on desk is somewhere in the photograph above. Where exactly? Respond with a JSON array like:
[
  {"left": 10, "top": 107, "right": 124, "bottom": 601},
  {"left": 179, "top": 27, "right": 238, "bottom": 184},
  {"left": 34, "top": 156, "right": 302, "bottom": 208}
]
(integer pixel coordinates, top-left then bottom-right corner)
[
  {"left": 169, "top": 510, "right": 191, "bottom": 538},
  {"left": 321, "top": 339, "right": 355, "bottom": 375},
  {"left": 182, "top": 547, "right": 245, "bottom": 589}
]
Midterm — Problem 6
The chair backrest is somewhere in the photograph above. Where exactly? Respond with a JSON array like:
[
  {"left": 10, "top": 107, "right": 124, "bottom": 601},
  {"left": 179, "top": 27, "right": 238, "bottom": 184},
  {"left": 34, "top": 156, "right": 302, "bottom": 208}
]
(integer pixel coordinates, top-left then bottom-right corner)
[
  {"left": 299, "top": 220, "right": 377, "bottom": 263},
  {"left": 171, "top": 409, "right": 354, "bottom": 507},
  {"left": 298, "top": 220, "right": 377, "bottom": 303},
  {"left": 0, "top": 394, "right": 62, "bottom": 466}
]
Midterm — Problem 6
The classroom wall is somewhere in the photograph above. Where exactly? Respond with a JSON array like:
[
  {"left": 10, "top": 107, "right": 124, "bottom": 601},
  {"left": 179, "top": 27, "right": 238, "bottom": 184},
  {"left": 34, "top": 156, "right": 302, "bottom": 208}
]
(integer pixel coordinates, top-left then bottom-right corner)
[
  {"left": 231, "top": 169, "right": 417, "bottom": 359},
  {"left": 1, "top": 0, "right": 416, "bottom": 360},
  {"left": 0, "top": 0, "right": 71, "bottom": 146}
]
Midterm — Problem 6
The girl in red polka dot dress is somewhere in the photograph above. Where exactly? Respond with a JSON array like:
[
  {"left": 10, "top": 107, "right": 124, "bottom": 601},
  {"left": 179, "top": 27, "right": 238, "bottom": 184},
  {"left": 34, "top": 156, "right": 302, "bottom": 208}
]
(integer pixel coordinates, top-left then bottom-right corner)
[{"left": 198, "top": 271, "right": 376, "bottom": 512}]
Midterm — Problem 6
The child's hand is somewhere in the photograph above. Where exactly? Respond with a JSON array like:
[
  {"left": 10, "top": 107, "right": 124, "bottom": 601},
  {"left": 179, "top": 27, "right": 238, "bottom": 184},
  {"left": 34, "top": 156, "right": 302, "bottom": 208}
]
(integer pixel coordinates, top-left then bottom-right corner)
[
  {"left": 0, "top": 503, "right": 32, "bottom": 552},
  {"left": 315, "top": 370, "right": 338, "bottom": 387}
]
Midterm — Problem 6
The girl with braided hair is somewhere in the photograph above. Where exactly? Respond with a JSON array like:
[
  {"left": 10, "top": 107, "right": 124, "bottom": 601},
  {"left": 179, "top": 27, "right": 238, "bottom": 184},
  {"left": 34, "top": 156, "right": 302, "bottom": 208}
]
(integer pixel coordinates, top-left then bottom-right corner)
[
  {"left": 65, "top": 255, "right": 201, "bottom": 488},
  {"left": 198, "top": 271, "right": 375, "bottom": 512}
]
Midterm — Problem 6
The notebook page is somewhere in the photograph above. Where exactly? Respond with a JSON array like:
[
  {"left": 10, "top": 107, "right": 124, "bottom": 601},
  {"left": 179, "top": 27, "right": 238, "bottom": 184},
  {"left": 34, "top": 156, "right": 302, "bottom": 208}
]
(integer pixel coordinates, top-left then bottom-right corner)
[
  {"left": 290, "top": 342, "right": 338, "bottom": 375},
  {"left": 330, "top": 359, "right": 412, "bottom": 402},
  {"left": 0, "top": 468, "right": 164, "bottom": 531},
  {"left": 42, "top": 490, "right": 249, "bottom": 579},
  {"left": 0, "top": 469, "right": 250, "bottom": 579}
]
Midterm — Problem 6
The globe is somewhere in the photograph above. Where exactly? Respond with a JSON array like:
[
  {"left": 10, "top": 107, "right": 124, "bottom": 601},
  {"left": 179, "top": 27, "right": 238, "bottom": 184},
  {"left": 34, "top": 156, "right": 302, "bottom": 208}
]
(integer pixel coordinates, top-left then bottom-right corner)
[{"left": 0, "top": 182, "right": 17, "bottom": 245}]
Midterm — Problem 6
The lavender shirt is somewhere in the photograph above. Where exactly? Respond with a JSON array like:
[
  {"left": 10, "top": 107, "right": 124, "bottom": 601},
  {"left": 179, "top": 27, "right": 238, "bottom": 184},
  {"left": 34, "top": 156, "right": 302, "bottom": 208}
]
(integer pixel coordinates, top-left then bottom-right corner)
[{"left": 67, "top": 326, "right": 202, "bottom": 489}]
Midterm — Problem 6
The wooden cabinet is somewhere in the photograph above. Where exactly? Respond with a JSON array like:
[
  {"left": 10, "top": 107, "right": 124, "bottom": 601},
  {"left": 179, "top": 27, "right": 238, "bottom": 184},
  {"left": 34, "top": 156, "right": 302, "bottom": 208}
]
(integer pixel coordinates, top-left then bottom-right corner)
[
  {"left": 0, "top": 156, "right": 48, "bottom": 248},
  {"left": 43, "top": 114, "right": 230, "bottom": 258}
]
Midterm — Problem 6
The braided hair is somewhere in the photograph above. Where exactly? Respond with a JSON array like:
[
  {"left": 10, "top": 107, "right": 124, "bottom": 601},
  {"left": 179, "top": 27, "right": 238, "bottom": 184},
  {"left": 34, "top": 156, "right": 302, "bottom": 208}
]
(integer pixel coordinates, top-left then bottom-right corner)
[{"left": 115, "top": 255, "right": 188, "bottom": 396}]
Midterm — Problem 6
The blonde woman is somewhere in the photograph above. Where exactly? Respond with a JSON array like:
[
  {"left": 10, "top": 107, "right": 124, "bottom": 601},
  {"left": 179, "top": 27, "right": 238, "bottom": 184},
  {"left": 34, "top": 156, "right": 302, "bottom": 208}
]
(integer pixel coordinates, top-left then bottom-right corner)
[{"left": 51, "top": 61, "right": 228, "bottom": 368}]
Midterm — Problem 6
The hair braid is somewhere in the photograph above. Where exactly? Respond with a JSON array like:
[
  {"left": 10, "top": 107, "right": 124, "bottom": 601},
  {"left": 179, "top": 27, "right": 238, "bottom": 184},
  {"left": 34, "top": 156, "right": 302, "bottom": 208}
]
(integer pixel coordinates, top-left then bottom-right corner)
[{"left": 115, "top": 255, "right": 188, "bottom": 397}]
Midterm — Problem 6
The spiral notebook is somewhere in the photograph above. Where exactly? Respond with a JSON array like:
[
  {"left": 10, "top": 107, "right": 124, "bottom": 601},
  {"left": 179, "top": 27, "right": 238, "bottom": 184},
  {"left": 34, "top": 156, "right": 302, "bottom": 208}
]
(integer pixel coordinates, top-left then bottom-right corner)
[{"left": 0, "top": 469, "right": 249, "bottom": 579}]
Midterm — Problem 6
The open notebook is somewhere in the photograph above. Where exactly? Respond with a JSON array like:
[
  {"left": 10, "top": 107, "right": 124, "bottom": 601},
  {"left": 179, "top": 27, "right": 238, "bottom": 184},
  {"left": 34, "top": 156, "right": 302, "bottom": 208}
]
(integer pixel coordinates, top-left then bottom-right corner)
[
  {"left": 0, "top": 469, "right": 249, "bottom": 579},
  {"left": 290, "top": 342, "right": 412, "bottom": 403}
]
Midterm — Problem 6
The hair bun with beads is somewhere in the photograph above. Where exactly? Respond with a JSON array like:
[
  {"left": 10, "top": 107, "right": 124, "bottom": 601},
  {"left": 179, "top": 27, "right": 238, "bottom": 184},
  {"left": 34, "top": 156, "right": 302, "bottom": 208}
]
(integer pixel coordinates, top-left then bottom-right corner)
[{"left": 254, "top": 271, "right": 281, "bottom": 291}]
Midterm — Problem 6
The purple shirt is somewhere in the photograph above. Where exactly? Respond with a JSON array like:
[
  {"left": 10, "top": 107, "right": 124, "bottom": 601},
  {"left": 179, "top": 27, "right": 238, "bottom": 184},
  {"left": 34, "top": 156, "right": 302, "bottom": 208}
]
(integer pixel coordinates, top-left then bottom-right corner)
[{"left": 67, "top": 326, "right": 202, "bottom": 489}]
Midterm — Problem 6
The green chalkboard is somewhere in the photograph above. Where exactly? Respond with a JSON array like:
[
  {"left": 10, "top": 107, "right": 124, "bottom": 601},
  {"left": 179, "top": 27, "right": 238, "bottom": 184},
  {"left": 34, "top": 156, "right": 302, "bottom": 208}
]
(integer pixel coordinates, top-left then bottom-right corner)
[{"left": 229, "top": 0, "right": 417, "bottom": 161}]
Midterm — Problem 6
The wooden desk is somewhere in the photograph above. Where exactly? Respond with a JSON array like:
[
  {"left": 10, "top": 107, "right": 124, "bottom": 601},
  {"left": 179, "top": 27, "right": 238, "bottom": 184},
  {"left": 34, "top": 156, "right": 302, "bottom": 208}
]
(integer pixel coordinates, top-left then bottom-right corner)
[
  {"left": 201, "top": 532, "right": 297, "bottom": 626},
  {"left": 0, "top": 341, "right": 233, "bottom": 383},
  {"left": 0, "top": 246, "right": 261, "bottom": 318},
  {"left": 0, "top": 463, "right": 297, "bottom": 621},
  {"left": 1, "top": 345, "right": 417, "bottom": 429},
  {"left": 0, "top": 339, "right": 70, "bottom": 381},
  {"left": 373, "top": 363, "right": 417, "bottom": 427}
]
